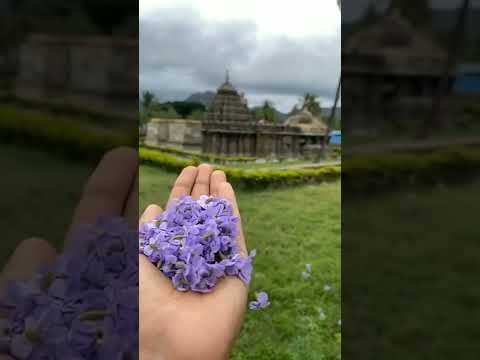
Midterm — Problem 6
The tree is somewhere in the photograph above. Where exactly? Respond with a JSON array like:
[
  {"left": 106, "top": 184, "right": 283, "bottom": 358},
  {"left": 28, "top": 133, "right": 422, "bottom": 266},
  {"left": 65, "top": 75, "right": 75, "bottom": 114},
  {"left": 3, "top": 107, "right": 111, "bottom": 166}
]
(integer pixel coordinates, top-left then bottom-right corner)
[
  {"left": 261, "top": 100, "right": 277, "bottom": 123},
  {"left": 300, "top": 93, "right": 321, "bottom": 115},
  {"left": 363, "top": 1, "right": 379, "bottom": 25},
  {"left": 288, "top": 104, "right": 300, "bottom": 116},
  {"left": 388, "top": 0, "right": 431, "bottom": 29},
  {"left": 169, "top": 101, "right": 206, "bottom": 119},
  {"left": 141, "top": 91, "right": 155, "bottom": 111},
  {"left": 139, "top": 91, "right": 156, "bottom": 126},
  {"left": 189, "top": 109, "right": 206, "bottom": 121}
]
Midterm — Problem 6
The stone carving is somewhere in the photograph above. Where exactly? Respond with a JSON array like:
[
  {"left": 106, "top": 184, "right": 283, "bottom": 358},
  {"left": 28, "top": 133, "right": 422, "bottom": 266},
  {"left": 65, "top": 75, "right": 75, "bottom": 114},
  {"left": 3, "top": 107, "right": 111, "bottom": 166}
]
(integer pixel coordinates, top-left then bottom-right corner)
[{"left": 202, "top": 74, "right": 328, "bottom": 158}]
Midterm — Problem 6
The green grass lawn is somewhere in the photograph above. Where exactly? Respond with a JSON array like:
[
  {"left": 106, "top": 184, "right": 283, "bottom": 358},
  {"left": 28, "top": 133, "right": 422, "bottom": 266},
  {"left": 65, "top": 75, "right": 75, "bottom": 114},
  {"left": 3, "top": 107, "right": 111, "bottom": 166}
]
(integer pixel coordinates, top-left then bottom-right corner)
[
  {"left": 343, "top": 181, "right": 480, "bottom": 359},
  {"left": 0, "top": 144, "right": 94, "bottom": 265},
  {"left": 140, "top": 166, "right": 342, "bottom": 360}
]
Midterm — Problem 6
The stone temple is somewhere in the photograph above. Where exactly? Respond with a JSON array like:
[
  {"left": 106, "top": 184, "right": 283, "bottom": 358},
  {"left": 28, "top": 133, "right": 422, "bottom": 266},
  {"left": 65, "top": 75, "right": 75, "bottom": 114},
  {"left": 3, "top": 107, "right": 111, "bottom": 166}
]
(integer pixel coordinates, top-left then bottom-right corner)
[
  {"left": 146, "top": 73, "right": 329, "bottom": 158},
  {"left": 342, "top": 10, "right": 451, "bottom": 134},
  {"left": 202, "top": 74, "right": 328, "bottom": 158}
]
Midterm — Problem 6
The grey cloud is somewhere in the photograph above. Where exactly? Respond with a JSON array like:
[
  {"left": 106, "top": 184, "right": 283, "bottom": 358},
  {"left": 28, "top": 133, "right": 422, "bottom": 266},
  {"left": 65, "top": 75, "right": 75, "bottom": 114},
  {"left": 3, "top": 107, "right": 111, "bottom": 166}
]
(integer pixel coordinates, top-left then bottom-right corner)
[{"left": 140, "top": 6, "right": 341, "bottom": 109}]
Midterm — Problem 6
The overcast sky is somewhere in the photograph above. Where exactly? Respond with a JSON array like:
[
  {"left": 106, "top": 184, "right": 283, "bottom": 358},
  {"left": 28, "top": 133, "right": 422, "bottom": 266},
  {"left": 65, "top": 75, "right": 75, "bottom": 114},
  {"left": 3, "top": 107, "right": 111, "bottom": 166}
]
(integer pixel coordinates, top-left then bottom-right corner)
[{"left": 140, "top": 0, "right": 341, "bottom": 112}]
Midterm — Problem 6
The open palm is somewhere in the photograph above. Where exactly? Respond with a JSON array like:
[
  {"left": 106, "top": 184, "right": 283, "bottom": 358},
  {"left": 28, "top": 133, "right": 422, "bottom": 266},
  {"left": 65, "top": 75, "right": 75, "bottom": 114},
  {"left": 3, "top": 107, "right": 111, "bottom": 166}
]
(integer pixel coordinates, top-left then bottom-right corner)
[{"left": 139, "top": 165, "right": 249, "bottom": 360}]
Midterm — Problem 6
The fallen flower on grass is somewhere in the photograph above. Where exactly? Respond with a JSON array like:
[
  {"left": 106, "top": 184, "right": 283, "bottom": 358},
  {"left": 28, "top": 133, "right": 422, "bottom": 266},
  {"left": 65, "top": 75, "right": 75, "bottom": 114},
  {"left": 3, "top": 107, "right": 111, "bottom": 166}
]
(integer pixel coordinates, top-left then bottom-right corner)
[
  {"left": 302, "top": 263, "right": 312, "bottom": 279},
  {"left": 249, "top": 292, "right": 270, "bottom": 310},
  {"left": 318, "top": 307, "right": 326, "bottom": 320}
]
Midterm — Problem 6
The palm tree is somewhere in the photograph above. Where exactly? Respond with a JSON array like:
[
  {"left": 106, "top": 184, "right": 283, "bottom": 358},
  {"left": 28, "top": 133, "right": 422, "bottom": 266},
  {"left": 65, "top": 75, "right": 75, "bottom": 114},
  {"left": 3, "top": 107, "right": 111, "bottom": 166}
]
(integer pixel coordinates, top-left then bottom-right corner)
[
  {"left": 141, "top": 91, "right": 155, "bottom": 111},
  {"left": 300, "top": 93, "right": 321, "bottom": 115}
]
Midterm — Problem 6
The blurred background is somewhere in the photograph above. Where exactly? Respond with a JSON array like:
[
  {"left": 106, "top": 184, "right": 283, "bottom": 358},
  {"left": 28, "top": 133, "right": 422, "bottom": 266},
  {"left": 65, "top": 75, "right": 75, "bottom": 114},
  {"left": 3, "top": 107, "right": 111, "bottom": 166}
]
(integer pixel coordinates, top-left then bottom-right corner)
[
  {"left": 0, "top": 0, "right": 138, "bottom": 264},
  {"left": 342, "top": 1, "right": 480, "bottom": 359}
]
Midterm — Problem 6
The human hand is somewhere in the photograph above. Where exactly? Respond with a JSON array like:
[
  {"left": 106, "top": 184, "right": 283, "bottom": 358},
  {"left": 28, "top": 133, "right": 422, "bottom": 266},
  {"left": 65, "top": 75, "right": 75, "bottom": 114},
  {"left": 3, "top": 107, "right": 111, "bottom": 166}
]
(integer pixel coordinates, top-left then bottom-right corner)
[
  {"left": 0, "top": 148, "right": 138, "bottom": 359},
  {"left": 139, "top": 164, "right": 249, "bottom": 360}
]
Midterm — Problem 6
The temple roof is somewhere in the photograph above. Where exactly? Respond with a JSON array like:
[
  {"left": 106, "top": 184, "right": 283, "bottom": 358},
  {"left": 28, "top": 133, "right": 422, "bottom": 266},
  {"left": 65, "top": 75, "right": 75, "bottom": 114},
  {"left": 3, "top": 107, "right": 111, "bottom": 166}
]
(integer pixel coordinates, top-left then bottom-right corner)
[
  {"left": 343, "top": 11, "right": 448, "bottom": 76},
  {"left": 218, "top": 81, "right": 236, "bottom": 93},
  {"left": 206, "top": 73, "right": 254, "bottom": 122},
  {"left": 284, "top": 109, "right": 328, "bottom": 134}
]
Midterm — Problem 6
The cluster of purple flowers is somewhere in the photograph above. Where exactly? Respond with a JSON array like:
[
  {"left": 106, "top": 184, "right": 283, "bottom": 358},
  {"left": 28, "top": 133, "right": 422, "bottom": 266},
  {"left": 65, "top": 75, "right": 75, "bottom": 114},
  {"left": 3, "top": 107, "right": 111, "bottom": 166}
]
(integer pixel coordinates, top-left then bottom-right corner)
[
  {"left": 0, "top": 218, "right": 139, "bottom": 359},
  {"left": 139, "top": 195, "right": 255, "bottom": 293}
]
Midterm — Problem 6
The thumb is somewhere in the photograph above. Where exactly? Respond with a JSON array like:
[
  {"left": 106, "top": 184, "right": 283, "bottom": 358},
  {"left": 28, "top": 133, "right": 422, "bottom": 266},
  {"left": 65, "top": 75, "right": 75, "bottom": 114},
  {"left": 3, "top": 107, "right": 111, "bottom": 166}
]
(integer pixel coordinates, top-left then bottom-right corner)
[{"left": 1, "top": 238, "right": 57, "bottom": 293}]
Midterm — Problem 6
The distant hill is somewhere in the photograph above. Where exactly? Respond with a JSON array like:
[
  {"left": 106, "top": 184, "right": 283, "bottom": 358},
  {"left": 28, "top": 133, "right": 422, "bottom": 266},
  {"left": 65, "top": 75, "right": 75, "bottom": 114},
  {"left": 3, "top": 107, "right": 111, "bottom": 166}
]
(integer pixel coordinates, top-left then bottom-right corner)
[{"left": 185, "top": 91, "right": 216, "bottom": 107}]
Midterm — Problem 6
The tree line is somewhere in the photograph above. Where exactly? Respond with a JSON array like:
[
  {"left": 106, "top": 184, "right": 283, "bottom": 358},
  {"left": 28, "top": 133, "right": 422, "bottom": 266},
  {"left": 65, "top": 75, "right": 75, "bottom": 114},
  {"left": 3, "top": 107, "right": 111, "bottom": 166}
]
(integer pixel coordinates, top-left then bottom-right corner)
[{"left": 140, "top": 91, "right": 340, "bottom": 130}]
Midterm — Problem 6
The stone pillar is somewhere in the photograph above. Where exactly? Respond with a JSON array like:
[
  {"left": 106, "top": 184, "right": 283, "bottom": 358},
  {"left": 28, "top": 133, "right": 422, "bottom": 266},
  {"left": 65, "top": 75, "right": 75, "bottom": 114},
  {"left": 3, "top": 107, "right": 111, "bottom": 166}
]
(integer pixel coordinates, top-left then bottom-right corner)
[
  {"left": 275, "top": 135, "right": 280, "bottom": 157},
  {"left": 222, "top": 134, "right": 228, "bottom": 155},
  {"left": 205, "top": 133, "right": 209, "bottom": 153},
  {"left": 228, "top": 135, "right": 235, "bottom": 155},
  {"left": 210, "top": 133, "right": 216, "bottom": 154},
  {"left": 255, "top": 134, "right": 261, "bottom": 157},
  {"left": 242, "top": 136, "right": 248, "bottom": 156},
  {"left": 238, "top": 136, "right": 244, "bottom": 156},
  {"left": 234, "top": 136, "right": 240, "bottom": 156},
  {"left": 201, "top": 132, "right": 207, "bottom": 153}
]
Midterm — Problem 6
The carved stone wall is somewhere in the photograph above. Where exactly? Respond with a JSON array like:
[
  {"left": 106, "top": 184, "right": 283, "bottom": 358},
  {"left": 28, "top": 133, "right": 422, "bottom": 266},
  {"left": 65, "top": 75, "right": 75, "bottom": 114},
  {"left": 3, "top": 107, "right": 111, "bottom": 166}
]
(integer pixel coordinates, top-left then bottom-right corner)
[
  {"left": 202, "top": 121, "right": 326, "bottom": 158},
  {"left": 146, "top": 118, "right": 202, "bottom": 151},
  {"left": 15, "top": 34, "right": 138, "bottom": 118}
]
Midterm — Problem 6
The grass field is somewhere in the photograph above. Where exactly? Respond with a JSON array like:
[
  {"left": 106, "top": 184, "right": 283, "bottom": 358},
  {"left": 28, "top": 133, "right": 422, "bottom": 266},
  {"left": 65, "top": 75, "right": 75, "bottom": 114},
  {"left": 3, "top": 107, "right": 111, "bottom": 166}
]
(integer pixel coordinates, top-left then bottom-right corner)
[
  {"left": 140, "top": 166, "right": 342, "bottom": 360},
  {"left": 0, "top": 141, "right": 341, "bottom": 359},
  {"left": 343, "top": 180, "right": 480, "bottom": 359},
  {"left": 0, "top": 144, "right": 93, "bottom": 265}
]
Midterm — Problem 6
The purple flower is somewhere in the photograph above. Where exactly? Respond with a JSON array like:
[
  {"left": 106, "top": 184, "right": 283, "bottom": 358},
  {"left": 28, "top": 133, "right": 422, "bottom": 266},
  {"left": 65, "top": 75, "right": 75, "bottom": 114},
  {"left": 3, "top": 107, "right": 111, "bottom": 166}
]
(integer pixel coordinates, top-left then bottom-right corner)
[
  {"left": 0, "top": 217, "right": 139, "bottom": 359},
  {"left": 139, "top": 196, "right": 254, "bottom": 293},
  {"left": 249, "top": 292, "right": 270, "bottom": 310}
]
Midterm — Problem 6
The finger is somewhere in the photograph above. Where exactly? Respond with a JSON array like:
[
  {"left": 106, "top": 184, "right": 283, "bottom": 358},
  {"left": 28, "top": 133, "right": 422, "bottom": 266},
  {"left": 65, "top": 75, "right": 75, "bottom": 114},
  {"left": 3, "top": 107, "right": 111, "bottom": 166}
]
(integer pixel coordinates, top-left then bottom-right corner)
[
  {"left": 191, "top": 164, "right": 213, "bottom": 199},
  {"left": 217, "top": 182, "right": 247, "bottom": 255},
  {"left": 0, "top": 238, "right": 57, "bottom": 293},
  {"left": 167, "top": 166, "right": 198, "bottom": 207},
  {"left": 210, "top": 170, "right": 227, "bottom": 197},
  {"left": 140, "top": 204, "right": 163, "bottom": 224},
  {"left": 138, "top": 206, "right": 172, "bottom": 289},
  {"left": 124, "top": 170, "right": 139, "bottom": 228},
  {"left": 68, "top": 147, "right": 138, "bottom": 244}
]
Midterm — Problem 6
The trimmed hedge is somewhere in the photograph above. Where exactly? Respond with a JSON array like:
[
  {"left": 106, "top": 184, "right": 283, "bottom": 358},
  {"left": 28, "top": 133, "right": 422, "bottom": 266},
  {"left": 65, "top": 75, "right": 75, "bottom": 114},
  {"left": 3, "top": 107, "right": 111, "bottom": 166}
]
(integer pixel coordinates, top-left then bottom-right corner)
[
  {"left": 142, "top": 144, "right": 256, "bottom": 163},
  {"left": 139, "top": 148, "right": 341, "bottom": 188},
  {"left": 1, "top": 93, "right": 135, "bottom": 124},
  {"left": 343, "top": 146, "right": 480, "bottom": 190},
  {"left": 0, "top": 106, "right": 136, "bottom": 160}
]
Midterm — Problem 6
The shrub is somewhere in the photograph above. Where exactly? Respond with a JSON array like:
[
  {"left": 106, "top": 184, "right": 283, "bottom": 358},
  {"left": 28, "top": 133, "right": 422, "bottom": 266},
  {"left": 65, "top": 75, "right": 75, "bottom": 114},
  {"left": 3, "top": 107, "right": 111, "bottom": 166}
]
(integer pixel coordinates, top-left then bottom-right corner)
[
  {"left": 141, "top": 144, "right": 256, "bottom": 164},
  {"left": 139, "top": 148, "right": 341, "bottom": 188},
  {"left": 343, "top": 146, "right": 480, "bottom": 190},
  {"left": 0, "top": 106, "right": 134, "bottom": 161}
]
